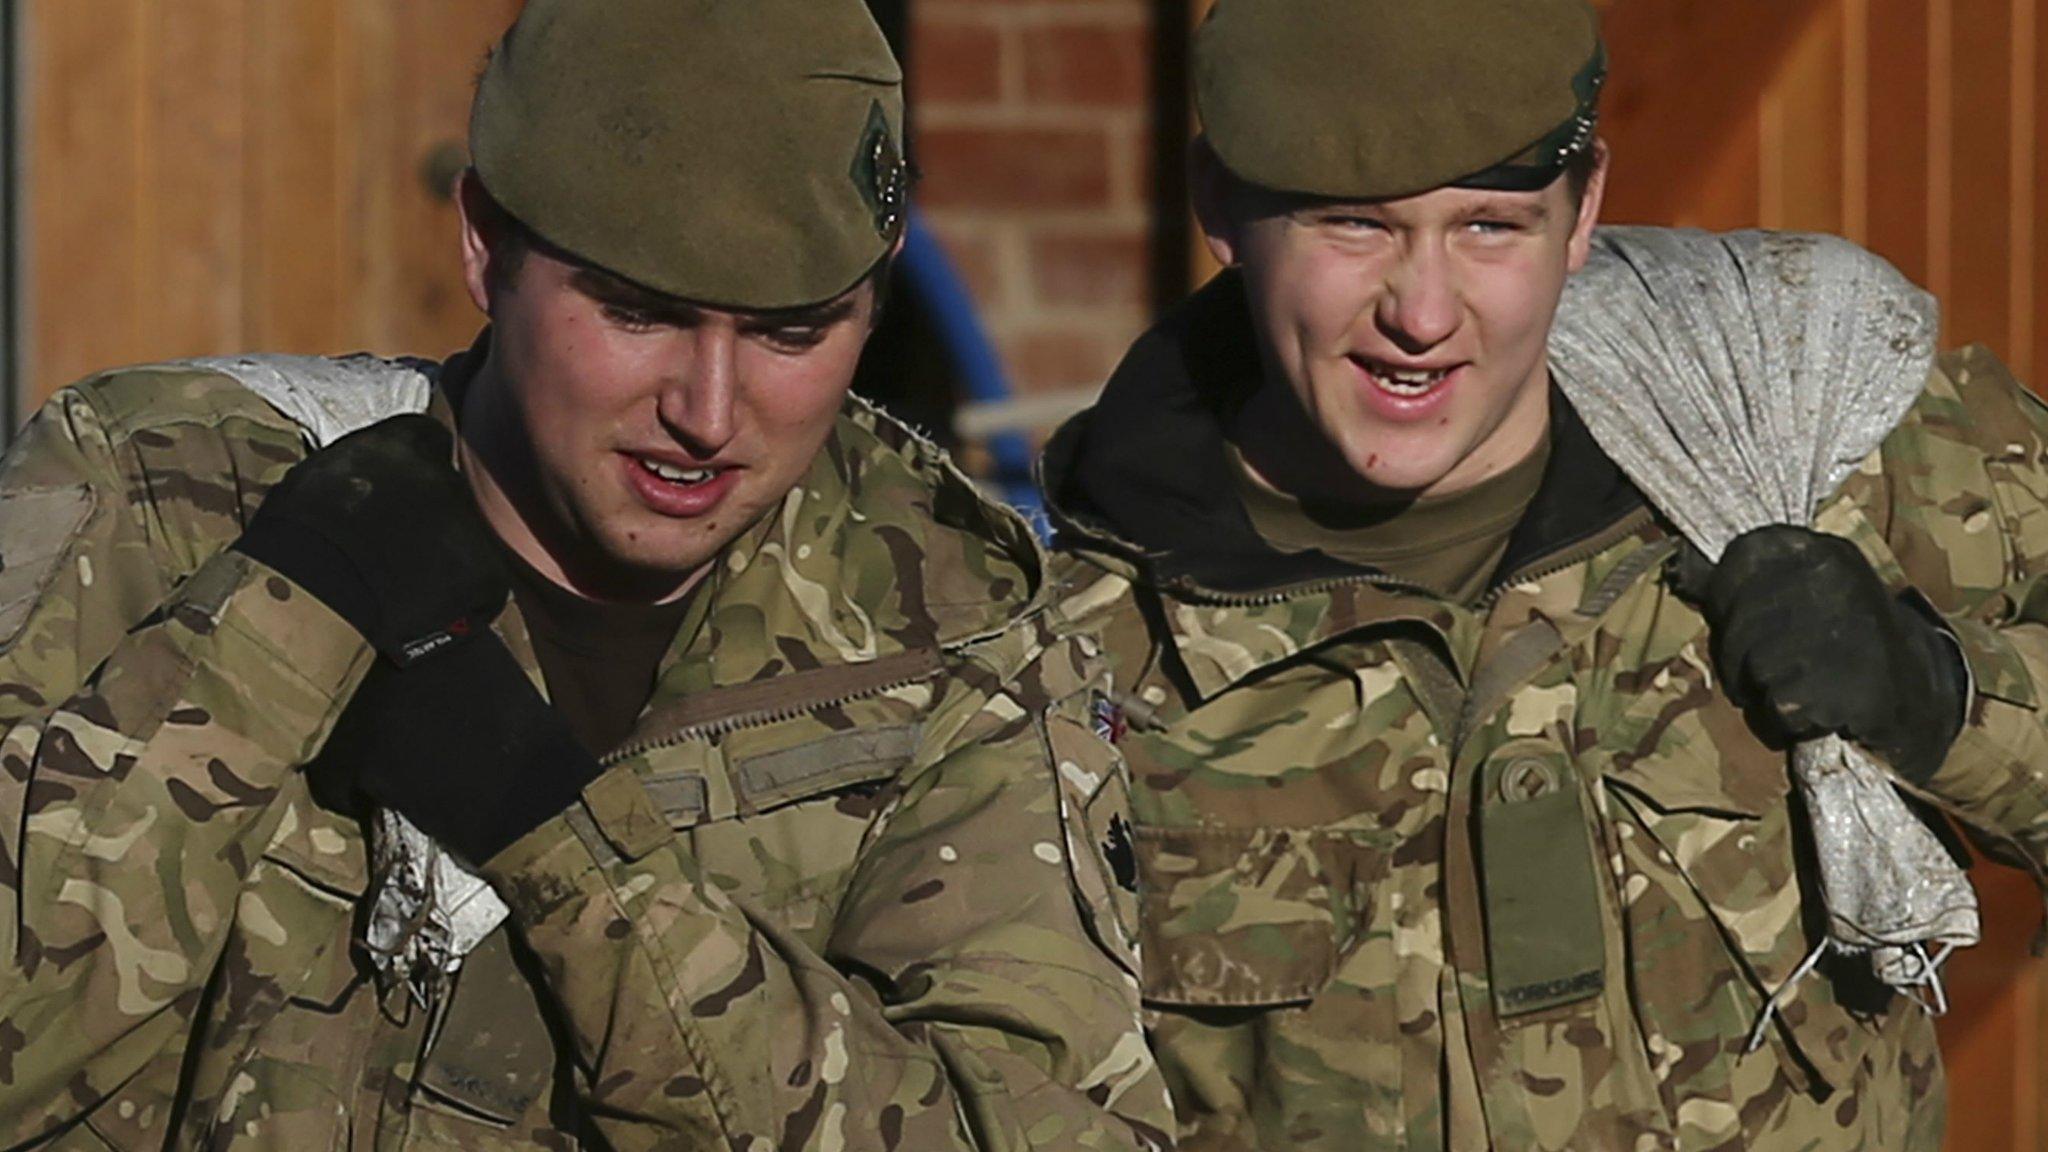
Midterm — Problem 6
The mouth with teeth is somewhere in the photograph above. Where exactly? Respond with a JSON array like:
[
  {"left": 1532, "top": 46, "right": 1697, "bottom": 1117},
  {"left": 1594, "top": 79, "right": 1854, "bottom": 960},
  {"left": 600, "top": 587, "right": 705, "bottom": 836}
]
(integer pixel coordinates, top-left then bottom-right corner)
[
  {"left": 1363, "top": 361, "right": 1453, "bottom": 394},
  {"left": 637, "top": 457, "right": 721, "bottom": 486},
  {"left": 1352, "top": 357, "right": 1462, "bottom": 420},
  {"left": 623, "top": 451, "right": 741, "bottom": 518}
]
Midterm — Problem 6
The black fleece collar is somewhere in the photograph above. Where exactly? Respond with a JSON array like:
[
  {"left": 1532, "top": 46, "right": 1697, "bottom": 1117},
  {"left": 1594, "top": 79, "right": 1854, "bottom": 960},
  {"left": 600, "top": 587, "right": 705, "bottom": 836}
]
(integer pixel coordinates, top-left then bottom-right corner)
[{"left": 1041, "top": 272, "right": 1646, "bottom": 597}]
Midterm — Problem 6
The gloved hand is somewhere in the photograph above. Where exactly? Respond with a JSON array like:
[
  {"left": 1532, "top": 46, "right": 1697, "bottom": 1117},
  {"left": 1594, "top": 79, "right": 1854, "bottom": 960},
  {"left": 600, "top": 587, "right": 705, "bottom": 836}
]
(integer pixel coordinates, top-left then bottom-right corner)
[
  {"left": 314, "top": 634, "right": 605, "bottom": 865},
  {"left": 232, "top": 415, "right": 506, "bottom": 666},
  {"left": 1671, "top": 524, "right": 1967, "bottom": 784}
]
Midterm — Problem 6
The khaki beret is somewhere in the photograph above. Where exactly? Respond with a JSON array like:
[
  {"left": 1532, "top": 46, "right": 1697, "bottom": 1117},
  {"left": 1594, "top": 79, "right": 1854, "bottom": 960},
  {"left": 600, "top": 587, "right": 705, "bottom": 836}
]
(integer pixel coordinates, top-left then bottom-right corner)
[
  {"left": 1196, "top": 0, "right": 1605, "bottom": 200},
  {"left": 471, "top": 0, "right": 908, "bottom": 311}
]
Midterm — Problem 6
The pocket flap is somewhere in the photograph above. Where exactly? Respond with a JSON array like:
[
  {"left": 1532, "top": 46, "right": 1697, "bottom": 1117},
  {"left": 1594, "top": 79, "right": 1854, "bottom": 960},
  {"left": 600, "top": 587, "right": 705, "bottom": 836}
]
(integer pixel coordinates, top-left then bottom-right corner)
[
  {"left": 734, "top": 724, "right": 918, "bottom": 814},
  {"left": 1135, "top": 824, "right": 1385, "bottom": 1007}
]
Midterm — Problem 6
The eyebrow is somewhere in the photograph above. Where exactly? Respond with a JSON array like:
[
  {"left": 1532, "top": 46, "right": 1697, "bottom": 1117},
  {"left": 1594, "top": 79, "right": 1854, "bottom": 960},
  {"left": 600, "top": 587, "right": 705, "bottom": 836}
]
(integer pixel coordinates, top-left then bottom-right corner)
[{"left": 1461, "top": 197, "right": 1550, "bottom": 223}]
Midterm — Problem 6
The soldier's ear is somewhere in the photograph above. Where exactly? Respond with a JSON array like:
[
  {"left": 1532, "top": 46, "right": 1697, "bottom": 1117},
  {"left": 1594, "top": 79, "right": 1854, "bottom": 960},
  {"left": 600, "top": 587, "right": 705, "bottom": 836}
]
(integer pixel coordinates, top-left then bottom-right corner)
[
  {"left": 1565, "top": 140, "right": 1610, "bottom": 275},
  {"left": 1190, "top": 137, "right": 1246, "bottom": 268},
  {"left": 455, "top": 170, "right": 511, "bottom": 315}
]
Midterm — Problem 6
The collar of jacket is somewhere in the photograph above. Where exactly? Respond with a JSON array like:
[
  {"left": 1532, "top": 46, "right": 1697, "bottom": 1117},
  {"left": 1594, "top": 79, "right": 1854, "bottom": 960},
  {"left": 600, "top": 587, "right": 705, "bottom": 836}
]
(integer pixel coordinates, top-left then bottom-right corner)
[
  {"left": 1041, "top": 271, "right": 1653, "bottom": 693},
  {"left": 441, "top": 337, "right": 1048, "bottom": 731}
]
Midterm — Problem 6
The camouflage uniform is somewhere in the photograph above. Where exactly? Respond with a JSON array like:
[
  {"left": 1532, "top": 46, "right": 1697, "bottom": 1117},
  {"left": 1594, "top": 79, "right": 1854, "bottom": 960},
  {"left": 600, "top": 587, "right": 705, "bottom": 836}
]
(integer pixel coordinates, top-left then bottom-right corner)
[
  {"left": 1042, "top": 271, "right": 2048, "bottom": 1150},
  {"left": 0, "top": 358, "right": 1170, "bottom": 1150}
]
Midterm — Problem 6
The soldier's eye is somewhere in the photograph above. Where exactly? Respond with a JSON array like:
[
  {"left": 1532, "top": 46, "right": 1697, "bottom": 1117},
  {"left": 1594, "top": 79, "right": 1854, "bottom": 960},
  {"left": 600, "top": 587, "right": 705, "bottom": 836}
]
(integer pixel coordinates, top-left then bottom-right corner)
[
  {"left": 760, "top": 326, "right": 831, "bottom": 353},
  {"left": 601, "top": 303, "right": 663, "bottom": 332}
]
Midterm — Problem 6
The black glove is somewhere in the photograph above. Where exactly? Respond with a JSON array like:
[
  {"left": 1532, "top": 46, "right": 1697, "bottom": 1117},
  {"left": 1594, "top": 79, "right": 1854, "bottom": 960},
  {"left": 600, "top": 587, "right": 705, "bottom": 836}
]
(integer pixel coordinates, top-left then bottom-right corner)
[
  {"left": 313, "top": 634, "right": 604, "bottom": 865},
  {"left": 233, "top": 415, "right": 506, "bottom": 666},
  {"left": 1671, "top": 524, "right": 1967, "bottom": 784}
]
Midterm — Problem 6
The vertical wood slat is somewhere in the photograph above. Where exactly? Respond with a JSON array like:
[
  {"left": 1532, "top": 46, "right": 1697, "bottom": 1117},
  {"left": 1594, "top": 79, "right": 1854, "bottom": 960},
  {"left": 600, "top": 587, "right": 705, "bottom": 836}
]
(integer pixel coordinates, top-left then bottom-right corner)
[
  {"left": 27, "top": 0, "right": 146, "bottom": 393},
  {"left": 25, "top": 0, "right": 513, "bottom": 403},
  {"left": 149, "top": 0, "right": 247, "bottom": 366},
  {"left": 385, "top": 0, "right": 526, "bottom": 356},
  {"left": 2036, "top": 0, "right": 2048, "bottom": 393},
  {"left": 1759, "top": 3, "right": 1846, "bottom": 233},
  {"left": 1940, "top": 866, "right": 2045, "bottom": 1151},
  {"left": 1866, "top": 0, "right": 1935, "bottom": 287},
  {"left": 1931, "top": 0, "right": 1956, "bottom": 303},
  {"left": 1842, "top": 0, "right": 1870, "bottom": 243},
  {"left": 1945, "top": 0, "right": 2016, "bottom": 352},
  {"left": 2017, "top": 0, "right": 2040, "bottom": 384},
  {"left": 246, "top": 0, "right": 344, "bottom": 353}
]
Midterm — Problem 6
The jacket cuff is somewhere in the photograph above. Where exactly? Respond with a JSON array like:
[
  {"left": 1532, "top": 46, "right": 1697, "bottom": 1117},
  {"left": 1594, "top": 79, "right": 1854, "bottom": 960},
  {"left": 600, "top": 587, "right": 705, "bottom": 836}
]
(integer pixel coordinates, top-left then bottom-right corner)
[
  {"left": 476, "top": 764, "right": 674, "bottom": 918},
  {"left": 182, "top": 549, "right": 376, "bottom": 737},
  {"left": 1942, "top": 613, "right": 2039, "bottom": 712},
  {"left": 1911, "top": 612, "right": 2040, "bottom": 795}
]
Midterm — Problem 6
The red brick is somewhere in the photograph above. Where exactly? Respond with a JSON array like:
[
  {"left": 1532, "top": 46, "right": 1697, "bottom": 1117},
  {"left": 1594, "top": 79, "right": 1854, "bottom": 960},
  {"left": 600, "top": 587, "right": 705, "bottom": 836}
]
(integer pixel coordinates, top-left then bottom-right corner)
[
  {"left": 915, "top": 126, "right": 1114, "bottom": 209},
  {"left": 1003, "top": 327, "right": 1132, "bottom": 394},
  {"left": 912, "top": 19, "right": 1004, "bottom": 105},
  {"left": 1028, "top": 230, "right": 1148, "bottom": 308},
  {"left": 920, "top": 224, "right": 1007, "bottom": 310},
  {"left": 1021, "top": 21, "right": 1150, "bottom": 107}
]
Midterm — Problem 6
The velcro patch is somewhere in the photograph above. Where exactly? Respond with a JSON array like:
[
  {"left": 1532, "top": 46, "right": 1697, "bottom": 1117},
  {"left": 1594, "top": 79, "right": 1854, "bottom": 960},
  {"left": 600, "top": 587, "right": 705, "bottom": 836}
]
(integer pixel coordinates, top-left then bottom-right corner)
[{"left": 0, "top": 485, "right": 96, "bottom": 651}]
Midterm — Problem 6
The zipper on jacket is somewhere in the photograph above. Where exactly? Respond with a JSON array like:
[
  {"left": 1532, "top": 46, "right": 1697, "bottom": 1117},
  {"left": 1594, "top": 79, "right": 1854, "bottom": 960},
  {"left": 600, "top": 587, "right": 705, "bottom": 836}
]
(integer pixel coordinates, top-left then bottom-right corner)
[
  {"left": 602, "top": 647, "right": 948, "bottom": 764},
  {"left": 1162, "top": 569, "right": 1429, "bottom": 608},
  {"left": 1153, "top": 506, "right": 1660, "bottom": 612},
  {"left": 1475, "top": 506, "right": 1659, "bottom": 611}
]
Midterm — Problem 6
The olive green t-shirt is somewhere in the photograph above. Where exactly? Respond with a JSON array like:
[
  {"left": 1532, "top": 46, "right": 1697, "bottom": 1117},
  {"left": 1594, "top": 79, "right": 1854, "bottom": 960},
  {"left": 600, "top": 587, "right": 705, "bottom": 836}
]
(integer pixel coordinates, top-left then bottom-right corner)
[{"left": 1229, "top": 435, "right": 1553, "bottom": 604}]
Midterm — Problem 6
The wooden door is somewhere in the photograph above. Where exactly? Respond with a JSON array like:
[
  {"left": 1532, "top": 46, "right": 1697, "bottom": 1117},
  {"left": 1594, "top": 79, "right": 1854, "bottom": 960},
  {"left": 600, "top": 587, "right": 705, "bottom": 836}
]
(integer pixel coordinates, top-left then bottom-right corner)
[{"left": 23, "top": 0, "right": 522, "bottom": 404}]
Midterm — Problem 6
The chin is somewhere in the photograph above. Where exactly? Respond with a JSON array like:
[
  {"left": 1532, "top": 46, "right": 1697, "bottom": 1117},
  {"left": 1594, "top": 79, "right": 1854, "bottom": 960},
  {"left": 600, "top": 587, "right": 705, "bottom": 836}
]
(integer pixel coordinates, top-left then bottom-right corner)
[{"left": 1339, "top": 441, "right": 1459, "bottom": 494}]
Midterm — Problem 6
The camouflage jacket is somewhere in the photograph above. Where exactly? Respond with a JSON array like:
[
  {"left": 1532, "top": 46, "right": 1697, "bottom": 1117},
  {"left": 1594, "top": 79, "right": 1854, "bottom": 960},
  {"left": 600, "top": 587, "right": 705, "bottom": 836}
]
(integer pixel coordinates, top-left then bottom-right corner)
[
  {"left": 0, "top": 354, "right": 1171, "bottom": 1150},
  {"left": 1039, "top": 273, "right": 2048, "bottom": 1151}
]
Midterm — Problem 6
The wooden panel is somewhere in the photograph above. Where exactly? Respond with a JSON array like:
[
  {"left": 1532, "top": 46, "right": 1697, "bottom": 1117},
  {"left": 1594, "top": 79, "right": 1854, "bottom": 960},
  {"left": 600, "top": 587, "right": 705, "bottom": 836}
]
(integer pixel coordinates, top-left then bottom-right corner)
[
  {"left": 1944, "top": 0, "right": 2017, "bottom": 352},
  {"left": 27, "top": 0, "right": 148, "bottom": 389},
  {"left": 1940, "top": 866, "right": 2043, "bottom": 1150},
  {"left": 1864, "top": 0, "right": 1935, "bottom": 286},
  {"left": 247, "top": 0, "right": 346, "bottom": 353},
  {"left": 147, "top": 0, "right": 248, "bottom": 361},
  {"left": 24, "top": 0, "right": 511, "bottom": 403},
  {"left": 1597, "top": 0, "right": 1822, "bottom": 225},
  {"left": 1760, "top": 4, "right": 1845, "bottom": 232},
  {"left": 384, "top": 0, "right": 526, "bottom": 355}
]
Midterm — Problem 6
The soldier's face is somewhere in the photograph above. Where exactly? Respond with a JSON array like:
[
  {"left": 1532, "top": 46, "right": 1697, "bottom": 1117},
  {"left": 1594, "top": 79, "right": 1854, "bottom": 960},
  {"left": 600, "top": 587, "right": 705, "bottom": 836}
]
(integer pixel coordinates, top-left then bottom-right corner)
[
  {"left": 457, "top": 218, "right": 877, "bottom": 600},
  {"left": 1204, "top": 158, "right": 1606, "bottom": 498}
]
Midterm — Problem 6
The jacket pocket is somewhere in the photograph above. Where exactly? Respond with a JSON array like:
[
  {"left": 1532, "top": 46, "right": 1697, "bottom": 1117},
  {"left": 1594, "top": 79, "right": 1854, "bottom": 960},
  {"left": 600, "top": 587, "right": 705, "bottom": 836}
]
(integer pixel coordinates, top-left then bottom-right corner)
[
  {"left": 1605, "top": 732, "right": 1886, "bottom": 1096},
  {"left": 1133, "top": 823, "right": 1389, "bottom": 1007}
]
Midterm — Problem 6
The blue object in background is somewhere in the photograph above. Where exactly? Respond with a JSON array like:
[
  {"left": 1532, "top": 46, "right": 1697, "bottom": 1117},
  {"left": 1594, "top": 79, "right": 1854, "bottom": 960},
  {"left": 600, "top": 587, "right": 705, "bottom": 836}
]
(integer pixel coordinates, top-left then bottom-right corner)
[{"left": 900, "top": 208, "right": 1047, "bottom": 526}]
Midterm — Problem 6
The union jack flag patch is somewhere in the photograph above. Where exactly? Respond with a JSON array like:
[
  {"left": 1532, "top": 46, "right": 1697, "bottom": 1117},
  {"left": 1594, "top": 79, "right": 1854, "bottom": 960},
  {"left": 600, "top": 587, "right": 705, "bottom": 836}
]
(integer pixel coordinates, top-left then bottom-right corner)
[{"left": 1089, "top": 692, "right": 1128, "bottom": 746}]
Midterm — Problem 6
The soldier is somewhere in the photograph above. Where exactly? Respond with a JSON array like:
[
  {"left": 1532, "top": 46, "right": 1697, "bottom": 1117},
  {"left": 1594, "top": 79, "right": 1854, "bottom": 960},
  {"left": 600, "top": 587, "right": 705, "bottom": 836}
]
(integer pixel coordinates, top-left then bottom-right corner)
[
  {"left": 0, "top": 0, "right": 1169, "bottom": 1148},
  {"left": 1040, "top": 0, "right": 2048, "bottom": 1148}
]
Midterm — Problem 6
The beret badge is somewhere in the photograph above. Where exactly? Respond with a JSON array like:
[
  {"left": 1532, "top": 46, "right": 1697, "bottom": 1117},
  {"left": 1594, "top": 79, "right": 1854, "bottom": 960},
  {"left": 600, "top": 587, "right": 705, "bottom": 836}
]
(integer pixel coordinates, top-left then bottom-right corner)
[{"left": 853, "top": 101, "right": 908, "bottom": 241}]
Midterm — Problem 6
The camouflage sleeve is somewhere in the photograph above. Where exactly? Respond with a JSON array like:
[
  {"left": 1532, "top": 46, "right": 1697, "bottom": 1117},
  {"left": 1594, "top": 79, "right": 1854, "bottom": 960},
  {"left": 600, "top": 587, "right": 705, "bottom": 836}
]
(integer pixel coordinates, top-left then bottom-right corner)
[
  {"left": 476, "top": 629, "right": 1174, "bottom": 1151},
  {"left": 1863, "top": 346, "right": 2048, "bottom": 892},
  {"left": 0, "top": 389, "right": 373, "bottom": 1142}
]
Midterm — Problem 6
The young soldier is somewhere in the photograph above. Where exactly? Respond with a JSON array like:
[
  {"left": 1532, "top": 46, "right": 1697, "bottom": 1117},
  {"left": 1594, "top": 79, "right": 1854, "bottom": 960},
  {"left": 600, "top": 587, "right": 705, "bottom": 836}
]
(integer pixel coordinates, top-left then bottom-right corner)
[
  {"left": 0, "top": 1, "right": 1168, "bottom": 1147},
  {"left": 1042, "top": 0, "right": 2048, "bottom": 1148}
]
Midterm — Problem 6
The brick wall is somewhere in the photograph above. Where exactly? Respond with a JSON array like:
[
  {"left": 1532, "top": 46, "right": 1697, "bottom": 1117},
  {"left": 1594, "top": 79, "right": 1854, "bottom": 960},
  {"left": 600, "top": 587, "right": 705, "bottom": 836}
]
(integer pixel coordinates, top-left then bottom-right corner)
[{"left": 909, "top": 0, "right": 1157, "bottom": 406}]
